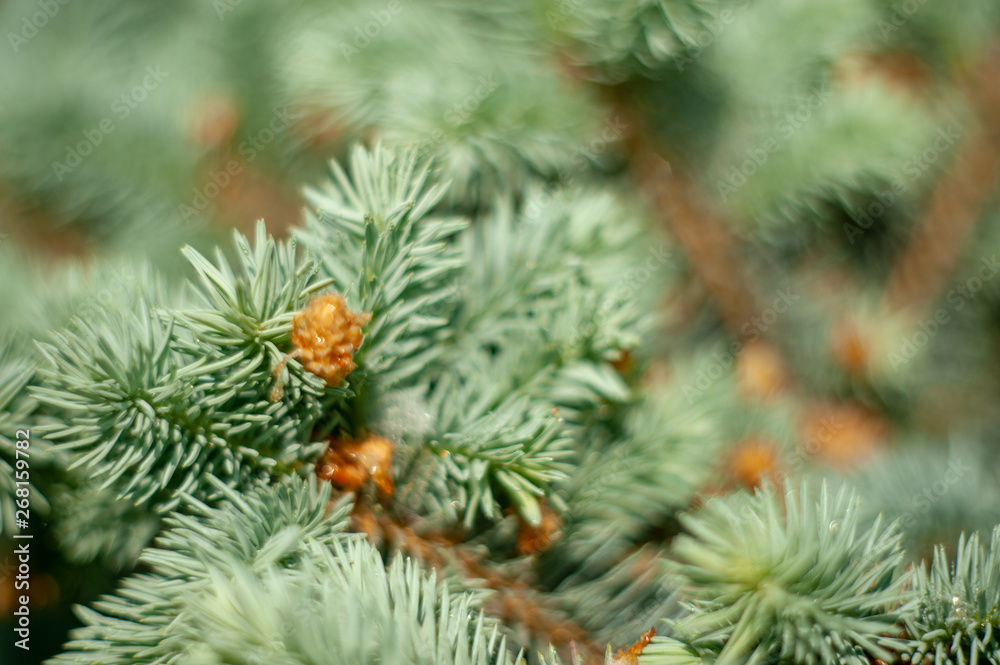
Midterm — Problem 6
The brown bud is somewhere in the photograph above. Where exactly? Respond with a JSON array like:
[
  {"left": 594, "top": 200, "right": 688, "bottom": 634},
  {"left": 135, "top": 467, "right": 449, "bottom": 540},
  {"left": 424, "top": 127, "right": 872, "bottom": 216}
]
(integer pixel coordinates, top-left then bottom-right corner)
[
  {"left": 611, "top": 627, "right": 657, "bottom": 665},
  {"left": 317, "top": 433, "right": 395, "bottom": 501},
  {"left": 515, "top": 500, "right": 561, "bottom": 555},
  {"left": 726, "top": 436, "right": 783, "bottom": 489},
  {"left": 292, "top": 293, "right": 370, "bottom": 387},
  {"left": 736, "top": 340, "right": 789, "bottom": 401}
]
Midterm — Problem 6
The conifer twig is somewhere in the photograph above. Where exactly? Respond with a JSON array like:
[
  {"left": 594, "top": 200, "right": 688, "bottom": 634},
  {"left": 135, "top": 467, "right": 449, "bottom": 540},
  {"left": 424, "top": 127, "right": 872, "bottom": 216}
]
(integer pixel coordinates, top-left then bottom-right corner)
[
  {"left": 636, "top": 151, "right": 761, "bottom": 336},
  {"left": 599, "top": 88, "right": 762, "bottom": 338},
  {"left": 377, "top": 517, "right": 606, "bottom": 664}
]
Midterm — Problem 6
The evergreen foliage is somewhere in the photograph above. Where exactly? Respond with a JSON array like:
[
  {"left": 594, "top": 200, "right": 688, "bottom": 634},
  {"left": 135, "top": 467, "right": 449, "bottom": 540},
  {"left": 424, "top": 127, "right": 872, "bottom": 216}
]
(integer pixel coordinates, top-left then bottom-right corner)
[
  {"left": 904, "top": 527, "right": 1000, "bottom": 665},
  {"left": 542, "top": 0, "right": 724, "bottom": 76},
  {"left": 2, "top": 1, "right": 1000, "bottom": 664},
  {"left": 660, "top": 482, "right": 913, "bottom": 665},
  {"left": 0, "top": 348, "right": 47, "bottom": 535}
]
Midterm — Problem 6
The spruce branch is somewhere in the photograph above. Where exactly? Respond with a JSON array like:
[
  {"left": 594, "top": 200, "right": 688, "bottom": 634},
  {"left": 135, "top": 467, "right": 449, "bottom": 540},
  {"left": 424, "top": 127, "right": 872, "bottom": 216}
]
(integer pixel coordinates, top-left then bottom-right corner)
[
  {"left": 51, "top": 476, "right": 353, "bottom": 665},
  {"left": 54, "top": 476, "right": 527, "bottom": 665},
  {"left": 376, "top": 517, "right": 607, "bottom": 664},
  {"left": 285, "top": 4, "right": 604, "bottom": 206},
  {"left": 31, "top": 225, "right": 336, "bottom": 515},
  {"left": 28, "top": 142, "right": 672, "bottom": 662},
  {"left": 551, "top": 546, "right": 679, "bottom": 649},
  {"left": 418, "top": 382, "right": 573, "bottom": 528},
  {"left": 298, "top": 144, "right": 467, "bottom": 392},
  {"left": 175, "top": 220, "right": 341, "bottom": 444},
  {"left": 46, "top": 475, "right": 162, "bottom": 570},
  {"left": 31, "top": 298, "right": 202, "bottom": 512},
  {"left": 390, "top": 182, "right": 665, "bottom": 527},
  {"left": 178, "top": 544, "right": 513, "bottom": 665},
  {"left": 639, "top": 635, "right": 706, "bottom": 665},
  {"left": 545, "top": 388, "right": 725, "bottom": 581},
  {"left": 666, "top": 481, "right": 914, "bottom": 665},
  {"left": 543, "top": 0, "right": 725, "bottom": 77},
  {"left": 442, "top": 186, "right": 660, "bottom": 363},
  {"left": 904, "top": 526, "right": 1000, "bottom": 665},
  {"left": 177, "top": 220, "right": 333, "bottom": 396},
  {"left": 840, "top": 443, "right": 1000, "bottom": 561},
  {"left": 716, "top": 82, "right": 937, "bottom": 238}
]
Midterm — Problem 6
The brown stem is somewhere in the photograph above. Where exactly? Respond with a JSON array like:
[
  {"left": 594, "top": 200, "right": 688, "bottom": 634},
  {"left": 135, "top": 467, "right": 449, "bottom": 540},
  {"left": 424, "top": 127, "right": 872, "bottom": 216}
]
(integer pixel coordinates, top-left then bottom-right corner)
[
  {"left": 377, "top": 517, "right": 606, "bottom": 664},
  {"left": 885, "top": 45, "right": 1000, "bottom": 313},
  {"left": 599, "top": 85, "right": 762, "bottom": 340},
  {"left": 635, "top": 152, "right": 760, "bottom": 336}
]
